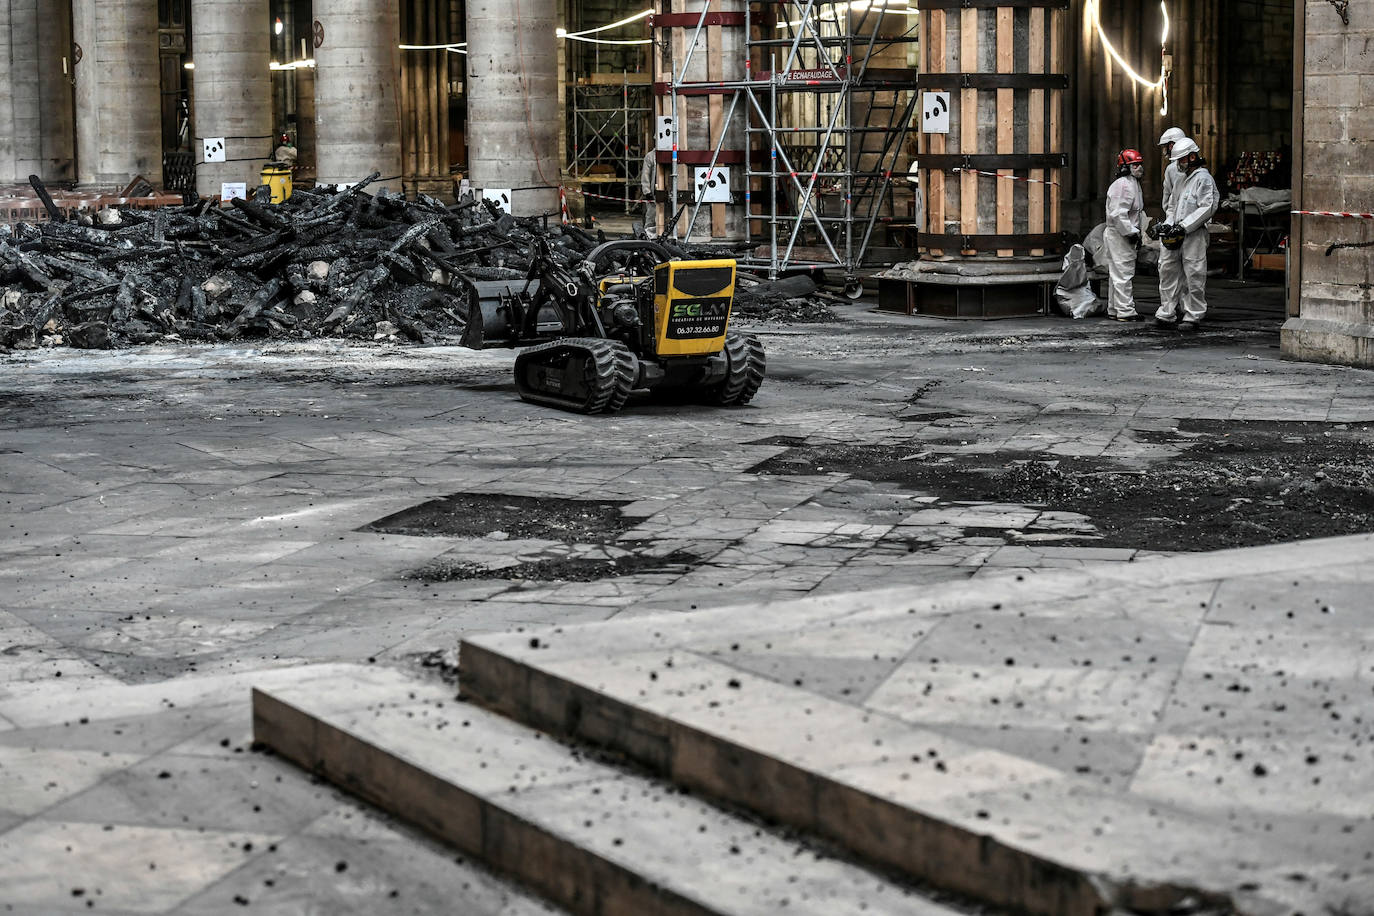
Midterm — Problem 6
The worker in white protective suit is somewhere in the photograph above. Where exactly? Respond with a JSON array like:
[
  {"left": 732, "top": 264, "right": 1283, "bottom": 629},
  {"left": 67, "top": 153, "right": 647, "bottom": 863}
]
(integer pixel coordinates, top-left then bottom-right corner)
[
  {"left": 1153, "top": 137, "right": 1220, "bottom": 332},
  {"left": 1157, "top": 127, "right": 1186, "bottom": 213},
  {"left": 641, "top": 150, "right": 657, "bottom": 237},
  {"left": 1103, "top": 148, "right": 1147, "bottom": 321},
  {"left": 1151, "top": 127, "right": 1187, "bottom": 318}
]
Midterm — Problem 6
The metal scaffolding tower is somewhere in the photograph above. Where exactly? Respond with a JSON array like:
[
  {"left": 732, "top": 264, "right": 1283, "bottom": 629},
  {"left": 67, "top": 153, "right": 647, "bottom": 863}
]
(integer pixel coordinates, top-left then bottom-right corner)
[
  {"left": 570, "top": 76, "right": 653, "bottom": 213},
  {"left": 662, "top": 1, "right": 920, "bottom": 284}
]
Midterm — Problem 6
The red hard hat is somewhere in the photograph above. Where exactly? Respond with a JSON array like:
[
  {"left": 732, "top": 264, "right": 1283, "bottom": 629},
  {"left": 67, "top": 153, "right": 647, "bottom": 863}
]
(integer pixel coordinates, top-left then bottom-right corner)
[{"left": 1116, "top": 148, "right": 1144, "bottom": 167}]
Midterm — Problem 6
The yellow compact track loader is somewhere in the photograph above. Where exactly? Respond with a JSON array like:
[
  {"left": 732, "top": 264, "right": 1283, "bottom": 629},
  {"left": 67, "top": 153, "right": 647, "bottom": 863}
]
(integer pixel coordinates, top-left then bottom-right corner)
[{"left": 459, "top": 240, "right": 765, "bottom": 414}]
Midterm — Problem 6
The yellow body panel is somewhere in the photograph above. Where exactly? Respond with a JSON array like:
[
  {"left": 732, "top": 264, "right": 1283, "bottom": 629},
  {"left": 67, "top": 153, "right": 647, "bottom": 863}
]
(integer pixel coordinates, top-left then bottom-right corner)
[{"left": 651, "top": 259, "right": 736, "bottom": 357}]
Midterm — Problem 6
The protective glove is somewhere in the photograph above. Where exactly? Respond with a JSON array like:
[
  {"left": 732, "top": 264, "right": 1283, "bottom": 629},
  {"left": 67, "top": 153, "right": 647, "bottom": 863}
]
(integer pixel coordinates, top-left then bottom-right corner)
[
  {"left": 1158, "top": 223, "right": 1187, "bottom": 250},
  {"left": 1125, "top": 232, "right": 1141, "bottom": 248},
  {"left": 1145, "top": 219, "right": 1162, "bottom": 240}
]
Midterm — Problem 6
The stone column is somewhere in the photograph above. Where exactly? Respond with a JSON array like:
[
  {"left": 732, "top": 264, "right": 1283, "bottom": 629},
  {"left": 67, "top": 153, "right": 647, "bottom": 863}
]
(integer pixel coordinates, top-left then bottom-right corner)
[
  {"left": 36, "top": 2, "right": 76, "bottom": 182},
  {"left": 0, "top": 1, "right": 15, "bottom": 182},
  {"left": 466, "top": 0, "right": 560, "bottom": 217},
  {"left": 71, "top": 0, "right": 162, "bottom": 189},
  {"left": 313, "top": 1, "right": 403, "bottom": 187},
  {"left": 0, "top": 0, "right": 76, "bottom": 184},
  {"left": 1280, "top": 0, "right": 1374, "bottom": 367},
  {"left": 556, "top": 5, "right": 567, "bottom": 172},
  {"left": 191, "top": 0, "right": 272, "bottom": 199}
]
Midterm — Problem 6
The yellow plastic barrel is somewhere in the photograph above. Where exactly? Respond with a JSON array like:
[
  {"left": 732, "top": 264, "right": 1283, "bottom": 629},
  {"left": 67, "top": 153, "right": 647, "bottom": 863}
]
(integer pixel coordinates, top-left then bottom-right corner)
[{"left": 260, "top": 162, "right": 292, "bottom": 204}]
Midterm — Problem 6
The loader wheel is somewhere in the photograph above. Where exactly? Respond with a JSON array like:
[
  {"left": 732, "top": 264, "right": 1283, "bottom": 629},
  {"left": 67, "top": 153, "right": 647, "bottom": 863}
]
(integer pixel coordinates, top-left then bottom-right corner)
[
  {"left": 513, "top": 337, "right": 637, "bottom": 414},
  {"left": 709, "top": 331, "right": 766, "bottom": 406}
]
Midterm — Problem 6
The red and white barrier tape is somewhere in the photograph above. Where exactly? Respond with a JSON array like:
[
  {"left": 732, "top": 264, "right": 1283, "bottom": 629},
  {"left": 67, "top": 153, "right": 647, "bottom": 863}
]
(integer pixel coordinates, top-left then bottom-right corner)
[
  {"left": 951, "top": 167, "right": 1061, "bottom": 188},
  {"left": 1291, "top": 209, "right": 1374, "bottom": 220}
]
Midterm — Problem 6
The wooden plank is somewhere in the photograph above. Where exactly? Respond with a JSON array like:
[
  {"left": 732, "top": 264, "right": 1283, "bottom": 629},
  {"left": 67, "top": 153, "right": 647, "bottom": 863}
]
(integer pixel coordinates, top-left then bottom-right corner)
[
  {"left": 578, "top": 72, "right": 654, "bottom": 86},
  {"left": 996, "top": 7, "right": 1014, "bottom": 257},
  {"left": 960, "top": 7, "right": 977, "bottom": 251},
  {"left": 1049, "top": 8, "right": 1062, "bottom": 234},
  {"left": 927, "top": 8, "right": 946, "bottom": 255},
  {"left": 1028, "top": 7, "right": 1045, "bottom": 255},
  {"left": 708, "top": 6, "right": 725, "bottom": 238}
]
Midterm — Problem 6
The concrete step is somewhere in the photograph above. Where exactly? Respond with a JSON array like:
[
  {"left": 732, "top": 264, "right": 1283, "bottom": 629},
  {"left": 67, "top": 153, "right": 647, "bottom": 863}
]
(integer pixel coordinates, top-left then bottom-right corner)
[
  {"left": 251, "top": 664, "right": 977, "bottom": 916},
  {"left": 454, "top": 549, "right": 1356, "bottom": 916}
]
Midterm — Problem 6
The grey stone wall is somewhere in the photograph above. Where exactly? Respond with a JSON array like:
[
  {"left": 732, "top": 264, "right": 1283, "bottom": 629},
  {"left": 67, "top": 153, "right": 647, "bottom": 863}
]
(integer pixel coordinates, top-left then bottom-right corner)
[
  {"left": 1281, "top": 1, "right": 1374, "bottom": 366},
  {"left": 1224, "top": 0, "right": 1294, "bottom": 155},
  {"left": 72, "top": 0, "right": 164, "bottom": 188}
]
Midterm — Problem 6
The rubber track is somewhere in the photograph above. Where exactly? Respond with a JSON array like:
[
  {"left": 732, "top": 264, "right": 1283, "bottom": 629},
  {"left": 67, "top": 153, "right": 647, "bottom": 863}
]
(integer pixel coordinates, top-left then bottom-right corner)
[
  {"left": 711, "top": 331, "right": 766, "bottom": 406},
  {"left": 514, "top": 337, "right": 637, "bottom": 414}
]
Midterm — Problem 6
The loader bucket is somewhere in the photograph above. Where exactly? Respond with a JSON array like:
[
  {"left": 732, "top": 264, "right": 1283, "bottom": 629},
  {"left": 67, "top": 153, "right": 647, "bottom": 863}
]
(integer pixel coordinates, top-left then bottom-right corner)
[{"left": 459, "top": 279, "right": 542, "bottom": 349}]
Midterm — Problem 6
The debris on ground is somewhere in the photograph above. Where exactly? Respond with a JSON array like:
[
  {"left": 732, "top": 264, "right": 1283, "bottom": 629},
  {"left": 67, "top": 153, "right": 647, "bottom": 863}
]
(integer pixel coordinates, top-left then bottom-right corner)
[
  {"left": 748, "top": 420, "right": 1374, "bottom": 552},
  {"left": 0, "top": 176, "right": 841, "bottom": 352},
  {"left": 732, "top": 273, "right": 839, "bottom": 323}
]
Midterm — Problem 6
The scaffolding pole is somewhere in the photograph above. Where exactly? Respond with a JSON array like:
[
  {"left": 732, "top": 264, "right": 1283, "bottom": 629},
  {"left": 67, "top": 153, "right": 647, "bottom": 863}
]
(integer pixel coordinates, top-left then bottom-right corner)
[
  {"left": 657, "top": 0, "right": 920, "bottom": 284},
  {"left": 570, "top": 74, "right": 652, "bottom": 213}
]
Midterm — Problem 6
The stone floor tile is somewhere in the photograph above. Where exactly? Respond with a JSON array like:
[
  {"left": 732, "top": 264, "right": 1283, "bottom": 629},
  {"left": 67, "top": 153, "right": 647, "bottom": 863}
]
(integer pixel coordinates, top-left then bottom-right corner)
[
  {"left": 0, "top": 746, "right": 144, "bottom": 816},
  {"left": 929, "top": 722, "right": 1150, "bottom": 790},
  {"left": 910, "top": 610, "right": 1193, "bottom": 670},
  {"left": 0, "top": 709, "right": 229, "bottom": 757},
  {"left": 1130, "top": 732, "right": 1374, "bottom": 819},
  {"left": 0, "top": 821, "right": 277, "bottom": 913},
  {"left": 0, "top": 663, "right": 375, "bottom": 729},
  {"left": 175, "top": 823, "right": 563, "bottom": 915},
  {"left": 38, "top": 752, "right": 344, "bottom": 834},
  {"left": 865, "top": 661, "right": 1179, "bottom": 735}
]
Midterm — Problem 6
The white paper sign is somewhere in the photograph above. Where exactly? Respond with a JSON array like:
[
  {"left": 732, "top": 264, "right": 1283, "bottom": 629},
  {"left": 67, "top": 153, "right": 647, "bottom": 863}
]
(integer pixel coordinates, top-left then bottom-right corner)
[
  {"left": 694, "top": 167, "right": 730, "bottom": 203},
  {"left": 221, "top": 182, "right": 248, "bottom": 201},
  {"left": 655, "top": 116, "right": 675, "bottom": 152},
  {"left": 921, "top": 92, "right": 950, "bottom": 134},
  {"left": 203, "top": 137, "right": 227, "bottom": 163},
  {"left": 482, "top": 187, "right": 512, "bottom": 214},
  {"left": 458, "top": 178, "right": 472, "bottom": 199}
]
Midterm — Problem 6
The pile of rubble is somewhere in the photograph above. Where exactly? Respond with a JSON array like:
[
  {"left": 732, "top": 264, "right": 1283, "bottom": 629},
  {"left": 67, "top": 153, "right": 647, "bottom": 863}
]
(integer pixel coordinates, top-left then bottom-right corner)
[
  {"left": 0, "top": 173, "right": 558, "bottom": 349},
  {"left": 0, "top": 175, "right": 841, "bottom": 352},
  {"left": 731, "top": 273, "right": 838, "bottom": 323}
]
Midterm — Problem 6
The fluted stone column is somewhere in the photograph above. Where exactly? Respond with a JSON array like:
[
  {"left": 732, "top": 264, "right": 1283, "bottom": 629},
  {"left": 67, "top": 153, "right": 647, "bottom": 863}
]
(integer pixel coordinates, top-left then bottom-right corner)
[
  {"left": 466, "top": 0, "right": 559, "bottom": 217},
  {"left": 72, "top": 0, "right": 162, "bottom": 188},
  {"left": 313, "top": 1, "right": 403, "bottom": 186},
  {"left": 191, "top": 0, "right": 272, "bottom": 199}
]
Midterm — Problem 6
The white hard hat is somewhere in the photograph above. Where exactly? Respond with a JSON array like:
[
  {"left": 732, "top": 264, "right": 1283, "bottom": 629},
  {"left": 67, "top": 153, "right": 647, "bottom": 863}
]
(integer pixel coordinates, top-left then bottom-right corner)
[
  {"left": 1158, "top": 127, "right": 1186, "bottom": 146},
  {"left": 1169, "top": 137, "right": 1199, "bottom": 160}
]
